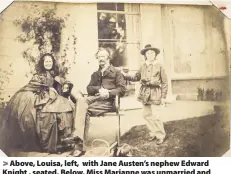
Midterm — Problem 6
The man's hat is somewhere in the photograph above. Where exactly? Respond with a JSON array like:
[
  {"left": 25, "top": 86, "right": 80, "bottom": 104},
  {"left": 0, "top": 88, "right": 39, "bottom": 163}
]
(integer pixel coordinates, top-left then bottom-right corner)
[{"left": 140, "top": 44, "right": 160, "bottom": 55}]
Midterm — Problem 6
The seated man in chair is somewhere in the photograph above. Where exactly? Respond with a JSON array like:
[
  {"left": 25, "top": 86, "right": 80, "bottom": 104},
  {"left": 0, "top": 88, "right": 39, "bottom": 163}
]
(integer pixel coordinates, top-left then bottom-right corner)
[{"left": 69, "top": 47, "right": 126, "bottom": 156}]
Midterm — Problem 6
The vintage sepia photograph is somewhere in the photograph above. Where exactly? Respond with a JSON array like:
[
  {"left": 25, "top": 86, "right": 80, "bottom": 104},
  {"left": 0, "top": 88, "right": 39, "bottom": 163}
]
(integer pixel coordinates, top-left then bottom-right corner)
[{"left": 0, "top": 0, "right": 230, "bottom": 157}]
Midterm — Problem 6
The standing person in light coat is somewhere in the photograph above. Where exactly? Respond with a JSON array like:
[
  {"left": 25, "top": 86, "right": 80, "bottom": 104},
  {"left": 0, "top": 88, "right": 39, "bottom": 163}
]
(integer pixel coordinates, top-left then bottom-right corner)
[{"left": 122, "top": 44, "right": 168, "bottom": 145}]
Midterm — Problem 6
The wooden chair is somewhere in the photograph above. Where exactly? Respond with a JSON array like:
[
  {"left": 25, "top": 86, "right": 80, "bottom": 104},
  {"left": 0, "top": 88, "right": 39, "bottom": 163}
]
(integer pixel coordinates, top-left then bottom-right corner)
[
  {"left": 54, "top": 77, "right": 125, "bottom": 156},
  {"left": 82, "top": 93, "right": 124, "bottom": 156}
]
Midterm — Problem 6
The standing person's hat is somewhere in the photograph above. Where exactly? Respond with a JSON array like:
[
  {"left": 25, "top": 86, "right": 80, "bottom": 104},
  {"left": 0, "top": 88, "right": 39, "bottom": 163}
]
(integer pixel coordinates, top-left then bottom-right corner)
[{"left": 140, "top": 44, "right": 160, "bottom": 55}]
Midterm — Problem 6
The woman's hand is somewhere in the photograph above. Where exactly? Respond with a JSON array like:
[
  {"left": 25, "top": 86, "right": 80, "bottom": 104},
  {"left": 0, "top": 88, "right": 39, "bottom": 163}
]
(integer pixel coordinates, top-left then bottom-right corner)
[
  {"left": 49, "top": 87, "right": 58, "bottom": 101},
  {"left": 49, "top": 87, "right": 58, "bottom": 94}
]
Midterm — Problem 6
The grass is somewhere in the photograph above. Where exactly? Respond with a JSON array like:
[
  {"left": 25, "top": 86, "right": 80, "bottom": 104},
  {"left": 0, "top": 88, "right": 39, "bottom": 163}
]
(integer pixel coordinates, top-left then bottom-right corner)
[{"left": 120, "top": 110, "right": 230, "bottom": 157}]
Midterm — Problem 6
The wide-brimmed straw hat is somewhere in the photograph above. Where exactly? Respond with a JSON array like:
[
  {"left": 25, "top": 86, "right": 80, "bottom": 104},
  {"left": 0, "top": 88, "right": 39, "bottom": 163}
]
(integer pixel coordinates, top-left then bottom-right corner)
[{"left": 140, "top": 44, "right": 160, "bottom": 55}]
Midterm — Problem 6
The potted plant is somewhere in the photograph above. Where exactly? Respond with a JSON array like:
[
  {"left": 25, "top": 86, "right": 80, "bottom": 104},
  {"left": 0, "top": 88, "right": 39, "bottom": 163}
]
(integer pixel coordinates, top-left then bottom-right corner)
[{"left": 197, "top": 88, "right": 204, "bottom": 101}]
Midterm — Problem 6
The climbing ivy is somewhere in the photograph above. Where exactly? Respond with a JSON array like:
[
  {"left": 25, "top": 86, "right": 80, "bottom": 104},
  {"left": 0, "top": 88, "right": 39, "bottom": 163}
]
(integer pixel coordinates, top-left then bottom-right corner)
[
  {"left": 14, "top": 8, "right": 77, "bottom": 77},
  {"left": 0, "top": 66, "right": 13, "bottom": 102}
]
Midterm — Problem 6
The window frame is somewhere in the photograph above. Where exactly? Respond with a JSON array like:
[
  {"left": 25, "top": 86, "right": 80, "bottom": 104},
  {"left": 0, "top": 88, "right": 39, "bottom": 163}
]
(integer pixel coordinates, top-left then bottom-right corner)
[
  {"left": 97, "top": 3, "right": 142, "bottom": 70},
  {"left": 97, "top": 3, "right": 141, "bottom": 43}
]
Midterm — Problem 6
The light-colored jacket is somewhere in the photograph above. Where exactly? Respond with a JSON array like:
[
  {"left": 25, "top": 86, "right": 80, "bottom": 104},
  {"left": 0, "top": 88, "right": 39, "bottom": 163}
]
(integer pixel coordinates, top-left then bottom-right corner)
[{"left": 125, "top": 62, "right": 168, "bottom": 105}]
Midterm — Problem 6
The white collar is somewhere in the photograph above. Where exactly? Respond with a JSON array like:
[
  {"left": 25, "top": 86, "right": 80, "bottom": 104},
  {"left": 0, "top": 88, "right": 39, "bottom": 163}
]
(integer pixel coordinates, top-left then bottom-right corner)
[
  {"left": 101, "top": 63, "right": 110, "bottom": 73},
  {"left": 145, "top": 60, "right": 156, "bottom": 66}
]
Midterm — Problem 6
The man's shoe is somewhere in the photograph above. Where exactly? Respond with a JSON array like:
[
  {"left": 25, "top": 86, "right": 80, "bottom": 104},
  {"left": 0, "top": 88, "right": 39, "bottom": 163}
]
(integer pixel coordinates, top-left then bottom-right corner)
[
  {"left": 148, "top": 136, "right": 156, "bottom": 141},
  {"left": 155, "top": 139, "right": 164, "bottom": 145},
  {"left": 61, "top": 136, "right": 79, "bottom": 145},
  {"left": 70, "top": 144, "right": 85, "bottom": 157}
]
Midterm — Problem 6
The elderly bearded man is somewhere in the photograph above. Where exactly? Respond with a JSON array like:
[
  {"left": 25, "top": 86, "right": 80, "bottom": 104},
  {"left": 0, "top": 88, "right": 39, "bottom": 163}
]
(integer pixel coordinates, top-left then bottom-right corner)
[{"left": 66, "top": 47, "right": 126, "bottom": 156}]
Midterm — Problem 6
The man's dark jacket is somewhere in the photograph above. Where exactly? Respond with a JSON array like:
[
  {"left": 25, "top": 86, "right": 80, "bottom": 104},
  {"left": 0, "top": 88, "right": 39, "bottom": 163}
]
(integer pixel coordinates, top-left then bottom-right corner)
[{"left": 87, "top": 65, "right": 126, "bottom": 99}]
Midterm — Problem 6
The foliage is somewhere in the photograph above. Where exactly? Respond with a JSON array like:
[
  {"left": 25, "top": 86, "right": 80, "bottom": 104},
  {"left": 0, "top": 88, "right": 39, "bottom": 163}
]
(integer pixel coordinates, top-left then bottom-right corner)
[
  {"left": 0, "top": 64, "right": 13, "bottom": 102},
  {"left": 197, "top": 87, "right": 223, "bottom": 101},
  {"left": 14, "top": 8, "right": 77, "bottom": 77}
]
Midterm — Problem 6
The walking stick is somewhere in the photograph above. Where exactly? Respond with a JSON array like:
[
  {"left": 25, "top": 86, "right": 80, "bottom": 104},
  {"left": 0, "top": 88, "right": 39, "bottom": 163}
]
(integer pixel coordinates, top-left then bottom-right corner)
[{"left": 115, "top": 95, "right": 120, "bottom": 146}]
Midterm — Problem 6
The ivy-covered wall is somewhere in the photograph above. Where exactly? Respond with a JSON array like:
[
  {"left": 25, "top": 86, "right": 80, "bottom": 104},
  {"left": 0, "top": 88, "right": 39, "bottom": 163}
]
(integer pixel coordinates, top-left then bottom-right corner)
[
  {"left": 13, "top": 7, "right": 77, "bottom": 76},
  {"left": 0, "top": 2, "right": 98, "bottom": 101}
]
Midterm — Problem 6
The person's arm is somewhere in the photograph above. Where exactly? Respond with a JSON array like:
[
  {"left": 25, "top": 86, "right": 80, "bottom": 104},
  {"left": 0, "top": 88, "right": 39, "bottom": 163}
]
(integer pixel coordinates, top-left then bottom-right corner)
[
  {"left": 160, "top": 65, "right": 168, "bottom": 100},
  {"left": 108, "top": 70, "right": 126, "bottom": 97},
  {"left": 123, "top": 67, "right": 142, "bottom": 82},
  {"left": 87, "top": 73, "right": 101, "bottom": 96},
  {"left": 70, "top": 94, "right": 77, "bottom": 104},
  {"left": 29, "top": 73, "right": 46, "bottom": 85},
  {"left": 53, "top": 76, "right": 64, "bottom": 95},
  {"left": 26, "top": 73, "right": 49, "bottom": 92}
]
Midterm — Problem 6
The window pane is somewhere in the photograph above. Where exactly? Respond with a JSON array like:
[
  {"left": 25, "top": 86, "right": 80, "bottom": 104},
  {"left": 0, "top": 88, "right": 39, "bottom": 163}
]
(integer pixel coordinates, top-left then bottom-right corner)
[
  {"left": 98, "top": 13, "right": 126, "bottom": 40},
  {"left": 98, "top": 41, "right": 127, "bottom": 67},
  {"left": 117, "top": 3, "right": 124, "bottom": 11},
  {"left": 111, "top": 42, "right": 127, "bottom": 67},
  {"left": 170, "top": 6, "right": 204, "bottom": 74},
  {"left": 124, "top": 3, "right": 140, "bottom": 13},
  {"left": 124, "top": 14, "right": 140, "bottom": 42},
  {"left": 97, "top": 3, "right": 116, "bottom": 11},
  {"left": 97, "top": 3, "right": 125, "bottom": 11},
  {"left": 98, "top": 41, "right": 140, "bottom": 69}
]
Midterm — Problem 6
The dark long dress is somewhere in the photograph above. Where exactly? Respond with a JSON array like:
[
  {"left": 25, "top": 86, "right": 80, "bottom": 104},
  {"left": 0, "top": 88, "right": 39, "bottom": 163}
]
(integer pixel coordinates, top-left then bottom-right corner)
[{"left": 0, "top": 72, "right": 75, "bottom": 155}]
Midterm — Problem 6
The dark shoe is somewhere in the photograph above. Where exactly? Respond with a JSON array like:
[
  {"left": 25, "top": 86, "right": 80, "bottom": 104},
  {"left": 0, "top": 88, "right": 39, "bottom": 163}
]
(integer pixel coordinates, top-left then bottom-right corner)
[
  {"left": 70, "top": 143, "right": 85, "bottom": 157},
  {"left": 57, "top": 143, "right": 76, "bottom": 153},
  {"left": 61, "top": 136, "right": 80, "bottom": 145}
]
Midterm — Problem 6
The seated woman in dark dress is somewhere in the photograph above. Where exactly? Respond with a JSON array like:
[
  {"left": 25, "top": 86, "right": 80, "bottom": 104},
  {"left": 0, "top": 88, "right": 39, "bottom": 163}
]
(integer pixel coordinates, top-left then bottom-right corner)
[{"left": 0, "top": 53, "right": 77, "bottom": 155}]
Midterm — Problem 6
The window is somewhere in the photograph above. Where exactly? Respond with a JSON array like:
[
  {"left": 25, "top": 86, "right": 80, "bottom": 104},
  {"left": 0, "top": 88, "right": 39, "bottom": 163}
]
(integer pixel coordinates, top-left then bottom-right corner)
[{"left": 97, "top": 3, "right": 141, "bottom": 70}]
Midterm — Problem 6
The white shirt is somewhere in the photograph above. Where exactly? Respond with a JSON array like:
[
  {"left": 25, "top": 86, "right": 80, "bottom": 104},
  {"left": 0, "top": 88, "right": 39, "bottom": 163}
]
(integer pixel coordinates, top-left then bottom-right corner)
[
  {"left": 145, "top": 59, "right": 158, "bottom": 66},
  {"left": 101, "top": 63, "right": 110, "bottom": 75}
]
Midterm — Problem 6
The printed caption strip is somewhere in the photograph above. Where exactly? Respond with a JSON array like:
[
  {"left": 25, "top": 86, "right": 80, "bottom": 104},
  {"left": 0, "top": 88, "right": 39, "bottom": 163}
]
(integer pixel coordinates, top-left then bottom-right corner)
[{"left": 0, "top": 158, "right": 231, "bottom": 174}]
